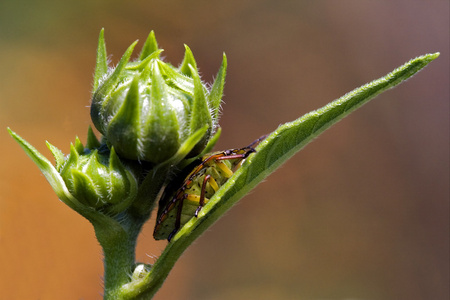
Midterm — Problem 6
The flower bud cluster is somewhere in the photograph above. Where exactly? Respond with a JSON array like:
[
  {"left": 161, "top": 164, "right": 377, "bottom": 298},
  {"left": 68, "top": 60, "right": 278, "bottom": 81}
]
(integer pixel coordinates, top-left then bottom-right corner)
[{"left": 9, "top": 29, "right": 226, "bottom": 219}]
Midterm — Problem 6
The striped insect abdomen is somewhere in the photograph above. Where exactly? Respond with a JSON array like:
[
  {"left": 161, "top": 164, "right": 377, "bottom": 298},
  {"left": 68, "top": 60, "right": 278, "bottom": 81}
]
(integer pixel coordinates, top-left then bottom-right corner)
[
  {"left": 153, "top": 156, "right": 238, "bottom": 240},
  {"left": 153, "top": 135, "right": 266, "bottom": 241}
]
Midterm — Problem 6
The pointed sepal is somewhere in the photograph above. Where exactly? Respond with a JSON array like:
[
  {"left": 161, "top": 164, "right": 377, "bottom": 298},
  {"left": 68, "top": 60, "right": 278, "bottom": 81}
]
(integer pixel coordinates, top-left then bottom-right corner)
[
  {"left": 93, "top": 28, "right": 108, "bottom": 92},
  {"left": 46, "top": 141, "right": 65, "bottom": 171},
  {"left": 86, "top": 126, "right": 101, "bottom": 150},
  {"left": 91, "top": 40, "right": 138, "bottom": 133},
  {"left": 179, "top": 45, "right": 197, "bottom": 77},
  {"left": 107, "top": 76, "right": 142, "bottom": 160},
  {"left": 107, "top": 147, "right": 138, "bottom": 214},
  {"left": 139, "top": 30, "right": 159, "bottom": 60},
  {"left": 7, "top": 128, "right": 82, "bottom": 210},
  {"left": 74, "top": 136, "right": 85, "bottom": 154},
  {"left": 188, "top": 64, "right": 212, "bottom": 155},
  {"left": 141, "top": 61, "right": 181, "bottom": 162},
  {"left": 208, "top": 53, "right": 227, "bottom": 120}
]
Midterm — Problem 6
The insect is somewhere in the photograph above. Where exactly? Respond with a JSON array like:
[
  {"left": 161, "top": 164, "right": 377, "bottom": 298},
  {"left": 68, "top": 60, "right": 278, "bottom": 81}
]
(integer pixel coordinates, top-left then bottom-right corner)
[{"left": 153, "top": 136, "right": 266, "bottom": 241}]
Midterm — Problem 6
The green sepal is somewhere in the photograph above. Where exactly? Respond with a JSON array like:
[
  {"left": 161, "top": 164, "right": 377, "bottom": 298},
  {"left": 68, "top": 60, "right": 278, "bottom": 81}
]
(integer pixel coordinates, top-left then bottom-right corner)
[
  {"left": 159, "top": 125, "right": 210, "bottom": 168},
  {"left": 142, "top": 61, "right": 181, "bottom": 163},
  {"left": 139, "top": 30, "right": 159, "bottom": 60},
  {"left": 60, "top": 144, "right": 80, "bottom": 177},
  {"left": 70, "top": 168, "right": 101, "bottom": 208},
  {"left": 46, "top": 141, "right": 65, "bottom": 171},
  {"left": 93, "top": 28, "right": 108, "bottom": 92},
  {"left": 7, "top": 128, "right": 84, "bottom": 211},
  {"left": 189, "top": 64, "right": 211, "bottom": 130},
  {"left": 99, "top": 40, "right": 138, "bottom": 96},
  {"left": 74, "top": 136, "right": 85, "bottom": 154},
  {"left": 86, "top": 126, "right": 101, "bottom": 150},
  {"left": 177, "top": 126, "right": 222, "bottom": 170},
  {"left": 179, "top": 45, "right": 197, "bottom": 77},
  {"left": 188, "top": 64, "right": 212, "bottom": 155},
  {"left": 126, "top": 49, "right": 163, "bottom": 71},
  {"left": 91, "top": 40, "right": 138, "bottom": 133},
  {"left": 130, "top": 125, "right": 210, "bottom": 219},
  {"left": 199, "top": 126, "right": 221, "bottom": 156},
  {"left": 86, "top": 151, "right": 110, "bottom": 200},
  {"left": 138, "top": 59, "right": 153, "bottom": 83},
  {"left": 107, "top": 76, "right": 141, "bottom": 160},
  {"left": 107, "top": 147, "right": 138, "bottom": 214},
  {"left": 156, "top": 60, "right": 194, "bottom": 95},
  {"left": 208, "top": 53, "right": 227, "bottom": 120}
]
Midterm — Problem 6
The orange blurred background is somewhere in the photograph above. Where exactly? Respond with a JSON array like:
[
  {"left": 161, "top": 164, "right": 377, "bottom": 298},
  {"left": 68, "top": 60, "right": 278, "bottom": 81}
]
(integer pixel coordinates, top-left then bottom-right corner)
[{"left": 1, "top": 1, "right": 448, "bottom": 299}]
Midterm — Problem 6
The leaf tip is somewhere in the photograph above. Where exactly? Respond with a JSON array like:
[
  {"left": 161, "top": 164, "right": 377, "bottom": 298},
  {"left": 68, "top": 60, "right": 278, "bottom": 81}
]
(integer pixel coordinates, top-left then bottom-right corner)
[
  {"left": 415, "top": 52, "right": 440, "bottom": 65},
  {"left": 429, "top": 52, "right": 440, "bottom": 60}
]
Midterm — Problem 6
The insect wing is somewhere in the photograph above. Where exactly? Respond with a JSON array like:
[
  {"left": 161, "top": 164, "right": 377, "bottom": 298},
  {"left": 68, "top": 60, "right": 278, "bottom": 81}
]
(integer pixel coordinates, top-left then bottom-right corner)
[
  {"left": 153, "top": 136, "right": 266, "bottom": 241},
  {"left": 153, "top": 155, "right": 224, "bottom": 240}
]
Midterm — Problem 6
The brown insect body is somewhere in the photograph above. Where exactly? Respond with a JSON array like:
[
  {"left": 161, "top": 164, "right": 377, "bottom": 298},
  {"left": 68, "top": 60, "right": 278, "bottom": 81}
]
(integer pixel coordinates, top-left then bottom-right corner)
[{"left": 153, "top": 136, "right": 266, "bottom": 241}]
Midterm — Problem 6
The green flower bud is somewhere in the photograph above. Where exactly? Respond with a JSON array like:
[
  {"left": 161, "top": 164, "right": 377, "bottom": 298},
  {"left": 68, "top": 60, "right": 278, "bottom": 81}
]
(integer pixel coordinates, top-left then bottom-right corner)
[
  {"left": 90, "top": 29, "right": 227, "bottom": 164},
  {"left": 8, "top": 127, "right": 140, "bottom": 217},
  {"left": 47, "top": 127, "right": 138, "bottom": 214}
]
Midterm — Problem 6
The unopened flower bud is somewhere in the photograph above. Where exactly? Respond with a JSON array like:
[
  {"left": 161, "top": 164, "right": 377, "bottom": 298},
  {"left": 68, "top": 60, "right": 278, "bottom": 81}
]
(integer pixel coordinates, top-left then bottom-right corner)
[
  {"left": 90, "top": 30, "right": 227, "bottom": 164},
  {"left": 48, "top": 128, "right": 138, "bottom": 214}
]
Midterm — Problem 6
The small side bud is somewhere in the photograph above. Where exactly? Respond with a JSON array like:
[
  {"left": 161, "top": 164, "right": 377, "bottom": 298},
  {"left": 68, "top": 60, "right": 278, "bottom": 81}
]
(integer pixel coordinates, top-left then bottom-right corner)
[
  {"left": 131, "top": 264, "right": 151, "bottom": 281},
  {"left": 58, "top": 145, "right": 138, "bottom": 214},
  {"left": 8, "top": 128, "right": 140, "bottom": 216}
]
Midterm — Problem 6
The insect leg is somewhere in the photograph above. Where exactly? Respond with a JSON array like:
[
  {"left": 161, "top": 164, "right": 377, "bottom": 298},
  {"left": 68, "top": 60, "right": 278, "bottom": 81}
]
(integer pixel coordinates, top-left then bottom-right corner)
[
  {"left": 195, "top": 174, "right": 211, "bottom": 217},
  {"left": 168, "top": 193, "right": 187, "bottom": 241},
  {"left": 247, "top": 134, "right": 268, "bottom": 148},
  {"left": 225, "top": 134, "right": 267, "bottom": 158}
]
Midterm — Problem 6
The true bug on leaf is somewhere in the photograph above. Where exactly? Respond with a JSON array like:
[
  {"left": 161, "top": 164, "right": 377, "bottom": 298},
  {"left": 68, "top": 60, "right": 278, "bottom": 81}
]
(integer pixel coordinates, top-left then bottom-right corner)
[{"left": 153, "top": 136, "right": 266, "bottom": 241}]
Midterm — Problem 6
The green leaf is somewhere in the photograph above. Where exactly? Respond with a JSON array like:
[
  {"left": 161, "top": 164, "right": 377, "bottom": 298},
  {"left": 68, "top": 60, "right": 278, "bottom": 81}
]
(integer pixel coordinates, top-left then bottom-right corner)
[
  {"left": 121, "top": 52, "right": 439, "bottom": 299},
  {"left": 190, "top": 53, "right": 441, "bottom": 236}
]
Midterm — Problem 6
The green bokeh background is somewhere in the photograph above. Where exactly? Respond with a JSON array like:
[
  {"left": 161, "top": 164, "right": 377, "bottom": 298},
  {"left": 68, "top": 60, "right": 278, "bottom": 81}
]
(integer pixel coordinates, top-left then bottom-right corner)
[{"left": 1, "top": 1, "right": 448, "bottom": 299}]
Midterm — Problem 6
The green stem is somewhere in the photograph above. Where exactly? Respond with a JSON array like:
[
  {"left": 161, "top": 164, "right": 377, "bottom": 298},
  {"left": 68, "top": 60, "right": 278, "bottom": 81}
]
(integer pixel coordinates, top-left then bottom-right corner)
[
  {"left": 120, "top": 233, "right": 192, "bottom": 299},
  {"left": 95, "top": 222, "right": 139, "bottom": 300}
]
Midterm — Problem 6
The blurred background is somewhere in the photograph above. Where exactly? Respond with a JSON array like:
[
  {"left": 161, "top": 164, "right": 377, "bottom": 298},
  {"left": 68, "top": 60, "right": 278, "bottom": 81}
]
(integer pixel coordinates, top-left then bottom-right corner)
[{"left": 0, "top": 1, "right": 448, "bottom": 299}]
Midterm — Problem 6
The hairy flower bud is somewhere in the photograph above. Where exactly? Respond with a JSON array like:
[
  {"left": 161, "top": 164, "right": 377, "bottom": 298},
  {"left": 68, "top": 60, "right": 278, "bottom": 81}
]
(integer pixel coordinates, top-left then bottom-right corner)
[
  {"left": 90, "top": 30, "right": 227, "bottom": 164},
  {"left": 8, "top": 127, "right": 140, "bottom": 216},
  {"left": 47, "top": 128, "right": 139, "bottom": 214}
]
